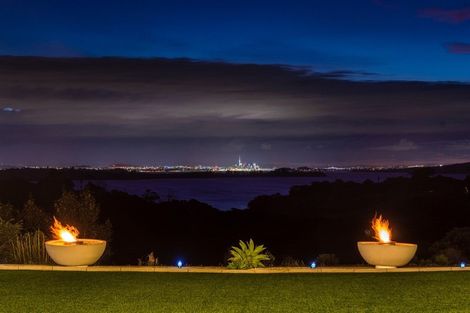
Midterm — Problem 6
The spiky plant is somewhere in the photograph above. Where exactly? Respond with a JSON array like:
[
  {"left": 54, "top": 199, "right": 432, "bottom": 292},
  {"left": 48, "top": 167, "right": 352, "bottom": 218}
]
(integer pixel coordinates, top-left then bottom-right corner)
[
  {"left": 227, "top": 239, "right": 271, "bottom": 269},
  {"left": 10, "top": 230, "right": 51, "bottom": 264}
]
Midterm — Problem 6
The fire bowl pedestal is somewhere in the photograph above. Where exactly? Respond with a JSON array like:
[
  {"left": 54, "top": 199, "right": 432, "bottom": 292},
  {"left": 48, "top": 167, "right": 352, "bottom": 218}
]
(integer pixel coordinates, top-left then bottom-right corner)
[
  {"left": 45, "top": 239, "right": 106, "bottom": 266},
  {"left": 357, "top": 241, "right": 417, "bottom": 268}
]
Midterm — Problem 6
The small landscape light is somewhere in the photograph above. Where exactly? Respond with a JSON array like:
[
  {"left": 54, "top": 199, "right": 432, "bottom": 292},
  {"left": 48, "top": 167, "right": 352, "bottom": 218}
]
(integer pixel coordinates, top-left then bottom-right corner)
[
  {"left": 460, "top": 262, "right": 466, "bottom": 268},
  {"left": 310, "top": 261, "right": 317, "bottom": 269},
  {"left": 177, "top": 260, "right": 183, "bottom": 268}
]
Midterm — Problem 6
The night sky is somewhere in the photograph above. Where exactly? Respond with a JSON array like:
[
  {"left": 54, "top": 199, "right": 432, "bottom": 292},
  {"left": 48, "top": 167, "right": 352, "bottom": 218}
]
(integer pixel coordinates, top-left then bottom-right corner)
[{"left": 1, "top": 0, "right": 470, "bottom": 167}]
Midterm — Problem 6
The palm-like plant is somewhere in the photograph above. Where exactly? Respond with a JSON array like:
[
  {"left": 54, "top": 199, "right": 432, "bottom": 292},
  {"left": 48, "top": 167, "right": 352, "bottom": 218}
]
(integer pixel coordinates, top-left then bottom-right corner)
[{"left": 227, "top": 239, "right": 271, "bottom": 269}]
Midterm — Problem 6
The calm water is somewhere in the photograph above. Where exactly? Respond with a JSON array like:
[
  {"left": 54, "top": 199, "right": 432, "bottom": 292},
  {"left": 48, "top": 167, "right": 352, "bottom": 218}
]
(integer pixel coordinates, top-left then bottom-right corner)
[{"left": 77, "top": 171, "right": 442, "bottom": 210}]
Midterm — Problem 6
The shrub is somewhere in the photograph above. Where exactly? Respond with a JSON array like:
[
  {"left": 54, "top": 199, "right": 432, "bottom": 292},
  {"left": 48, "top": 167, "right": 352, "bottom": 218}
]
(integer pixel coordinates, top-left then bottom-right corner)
[
  {"left": 316, "top": 253, "right": 339, "bottom": 266},
  {"left": 54, "top": 189, "right": 112, "bottom": 240},
  {"left": 279, "top": 256, "right": 305, "bottom": 267},
  {"left": 433, "top": 253, "right": 450, "bottom": 266},
  {"left": 10, "top": 230, "right": 50, "bottom": 264},
  {"left": 227, "top": 239, "right": 271, "bottom": 269},
  {"left": 138, "top": 251, "right": 158, "bottom": 266},
  {"left": 142, "top": 190, "right": 160, "bottom": 203},
  {"left": 431, "top": 227, "right": 470, "bottom": 265},
  {"left": 0, "top": 218, "right": 21, "bottom": 263},
  {"left": 0, "top": 203, "right": 15, "bottom": 221},
  {"left": 21, "top": 196, "right": 49, "bottom": 233}
]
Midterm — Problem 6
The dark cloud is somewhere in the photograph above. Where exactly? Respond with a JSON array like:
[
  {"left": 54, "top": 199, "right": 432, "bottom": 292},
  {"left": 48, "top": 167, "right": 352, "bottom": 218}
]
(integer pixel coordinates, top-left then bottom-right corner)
[
  {"left": 371, "top": 139, "right": 418, "bottom": 152},
  {"left": 1, "top": 56, "right": 470, "bottom": 166},
  {"left": 314, "top": 70, "right": 379, "bottom": 80},
  {"left": 445, "top": 42, "right": 470, "bottom": 55},
  {"left": 260, "top": 143, "right": 272, "bottom": 151},
  {"left": 447, "top": 140, "right": 470, "bottom": 151},
  {"left": 213, "top": 40, "right": 380, "bottom": 70},
  {"left": 419, "top": 7, "right": 470, "bottom": 23}
]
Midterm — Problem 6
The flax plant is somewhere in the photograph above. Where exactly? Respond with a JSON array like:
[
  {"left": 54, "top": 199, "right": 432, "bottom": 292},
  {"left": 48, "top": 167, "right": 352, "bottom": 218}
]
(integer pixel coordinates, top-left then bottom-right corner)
[{"left": 11, "top": 230, "right": 50, "bottom": 264}]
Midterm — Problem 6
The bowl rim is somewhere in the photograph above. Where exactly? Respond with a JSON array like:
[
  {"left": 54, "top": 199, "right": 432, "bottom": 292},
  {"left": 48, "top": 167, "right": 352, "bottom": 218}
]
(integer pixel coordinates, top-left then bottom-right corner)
[
  {"left": 45, "top": 239, "right": 106, "bottom": 246},
  {"left": 357, "top": 241, "right": 417, "bottom": 247}
]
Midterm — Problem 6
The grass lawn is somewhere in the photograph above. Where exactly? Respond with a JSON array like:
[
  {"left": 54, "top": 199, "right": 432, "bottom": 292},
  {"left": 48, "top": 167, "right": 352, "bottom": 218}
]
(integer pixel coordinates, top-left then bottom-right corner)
[{"left": 1, "top": 271, "right": 469, "bottom": 313}]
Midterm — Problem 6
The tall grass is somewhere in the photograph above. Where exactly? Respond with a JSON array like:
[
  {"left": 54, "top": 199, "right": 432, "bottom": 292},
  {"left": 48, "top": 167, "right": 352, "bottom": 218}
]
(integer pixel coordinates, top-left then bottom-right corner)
[{"left": 10, "top": 230, "right": 51, "bottom": 264}]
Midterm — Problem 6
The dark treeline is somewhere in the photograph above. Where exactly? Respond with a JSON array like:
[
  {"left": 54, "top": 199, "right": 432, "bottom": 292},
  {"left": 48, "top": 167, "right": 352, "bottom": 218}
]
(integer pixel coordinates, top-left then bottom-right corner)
[{"left": 0, "top": 171, "right": 469, "bottom": 266}]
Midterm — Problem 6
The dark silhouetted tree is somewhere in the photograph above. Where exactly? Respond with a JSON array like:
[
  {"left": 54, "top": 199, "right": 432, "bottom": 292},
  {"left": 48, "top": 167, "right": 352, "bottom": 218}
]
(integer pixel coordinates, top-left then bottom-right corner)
[
  {"left": 22, "top": 196, "right": 49, "bottom": 233},
  {"left": 54, "top": 189, "right": 112, "bottom": 241}
]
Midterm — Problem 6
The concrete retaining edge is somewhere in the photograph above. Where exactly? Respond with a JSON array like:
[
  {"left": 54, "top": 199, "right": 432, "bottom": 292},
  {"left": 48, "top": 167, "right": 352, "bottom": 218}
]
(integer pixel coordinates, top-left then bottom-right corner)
[{"left": 0, "top": 264, "right": 468, "bottom": 274}]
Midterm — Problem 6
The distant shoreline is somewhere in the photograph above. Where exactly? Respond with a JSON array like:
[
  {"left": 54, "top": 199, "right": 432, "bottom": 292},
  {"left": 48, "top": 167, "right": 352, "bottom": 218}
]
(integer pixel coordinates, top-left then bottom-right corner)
[
  {"left": 0, "top": 168, "right": 326, "bottom": 181},
  {"left": 0, "top": 161, "right": 469, "bottom": 181}
]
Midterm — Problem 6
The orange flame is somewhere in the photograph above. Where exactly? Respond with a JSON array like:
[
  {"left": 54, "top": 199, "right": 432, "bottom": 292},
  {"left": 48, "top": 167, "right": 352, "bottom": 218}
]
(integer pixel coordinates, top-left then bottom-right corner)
[
  {"left": 50, "top": 217, "right": 79, "bottom": 243},
  {"left": 371, "top": 214, "right": 392, "bottom": 243}
]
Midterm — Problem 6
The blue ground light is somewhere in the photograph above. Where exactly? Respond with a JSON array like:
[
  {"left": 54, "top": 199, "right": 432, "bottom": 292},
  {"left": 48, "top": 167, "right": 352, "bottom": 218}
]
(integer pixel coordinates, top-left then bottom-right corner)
[
  {"left": 177, "top": 260, "right": 183, "bottom": 268},
  {"left": 460, "top": 262, "right": 466, "bottom": 268},
  {"left": 310, "top": 261, "right": 317, "bottom": 269}
]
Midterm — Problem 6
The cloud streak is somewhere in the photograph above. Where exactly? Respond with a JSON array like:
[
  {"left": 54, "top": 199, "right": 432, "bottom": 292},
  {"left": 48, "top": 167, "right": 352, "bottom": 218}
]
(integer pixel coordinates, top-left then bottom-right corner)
[
  {"left": 445, "top": 42, "right": 470, "bottom": 55},
  {"left": 371, "top": 139, "right": 419, "bottom": 152},
  {"left": 419, "top": 7, "right": 470, "bottom": 23}
]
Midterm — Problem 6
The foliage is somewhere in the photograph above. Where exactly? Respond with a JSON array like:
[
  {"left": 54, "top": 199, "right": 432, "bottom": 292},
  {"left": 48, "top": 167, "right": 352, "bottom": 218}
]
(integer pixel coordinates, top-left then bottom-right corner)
[
  {"left": 227, "top": 239, "right": 271, "bottom": 269},
  {"left": 21, "top": 196, "right": 49, "bottom": 233},
  {"left": 316, "top": 253, "right": 339, "bottom": 266},
  {"left": 138, "top": 251, "right": 158, "bottom": 266},
  {"left": 10, "top": 230, "right": 51, "bottom": 264},
  {"left": 432, "top": 253, "right": 450, "bottom": 266},
  {"left": 279, "top": 256, "right": 305, "bottom": 267},
  {"left": 54, "top": 189, "right": 112, "bottom": 241},
  {"left": 430, "top": 227, "right": 470, "bottom": 265},
  {"left": 0, "top": 202, "right": 15, "bottom": 221},
  {"left": 142, "top": 189, "right": 160, "bottom": 203},
  {"left": 0, "top": 218, "right": 21, "bottom": 263},
  {"left": 411, "top": 167, "right": 435, "bottom": 180}
]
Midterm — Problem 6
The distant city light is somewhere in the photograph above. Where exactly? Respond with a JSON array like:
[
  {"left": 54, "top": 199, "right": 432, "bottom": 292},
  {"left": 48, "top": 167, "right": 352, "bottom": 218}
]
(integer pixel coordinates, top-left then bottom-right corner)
[
  {"left": 310, "top": 261, "right": 317, "bottom": 269},
  {"left": 177, "top": 260, "right": 183, "bottom": 268},
  {"left": 107, "top": 156, "right": 274, "bottom": 173},
  {"left": 2, "top": 107, "right": 21, "bottom": 113}
]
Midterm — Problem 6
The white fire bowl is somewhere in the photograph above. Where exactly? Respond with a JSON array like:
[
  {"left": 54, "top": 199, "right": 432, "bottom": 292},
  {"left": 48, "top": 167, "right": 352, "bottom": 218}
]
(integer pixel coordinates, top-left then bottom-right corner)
[
  {"left": 357, "top": 241, "right": 417, "bottom": 268},
  {"left": 45, "top": 239, "right": 106, "bottom": 266}
]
